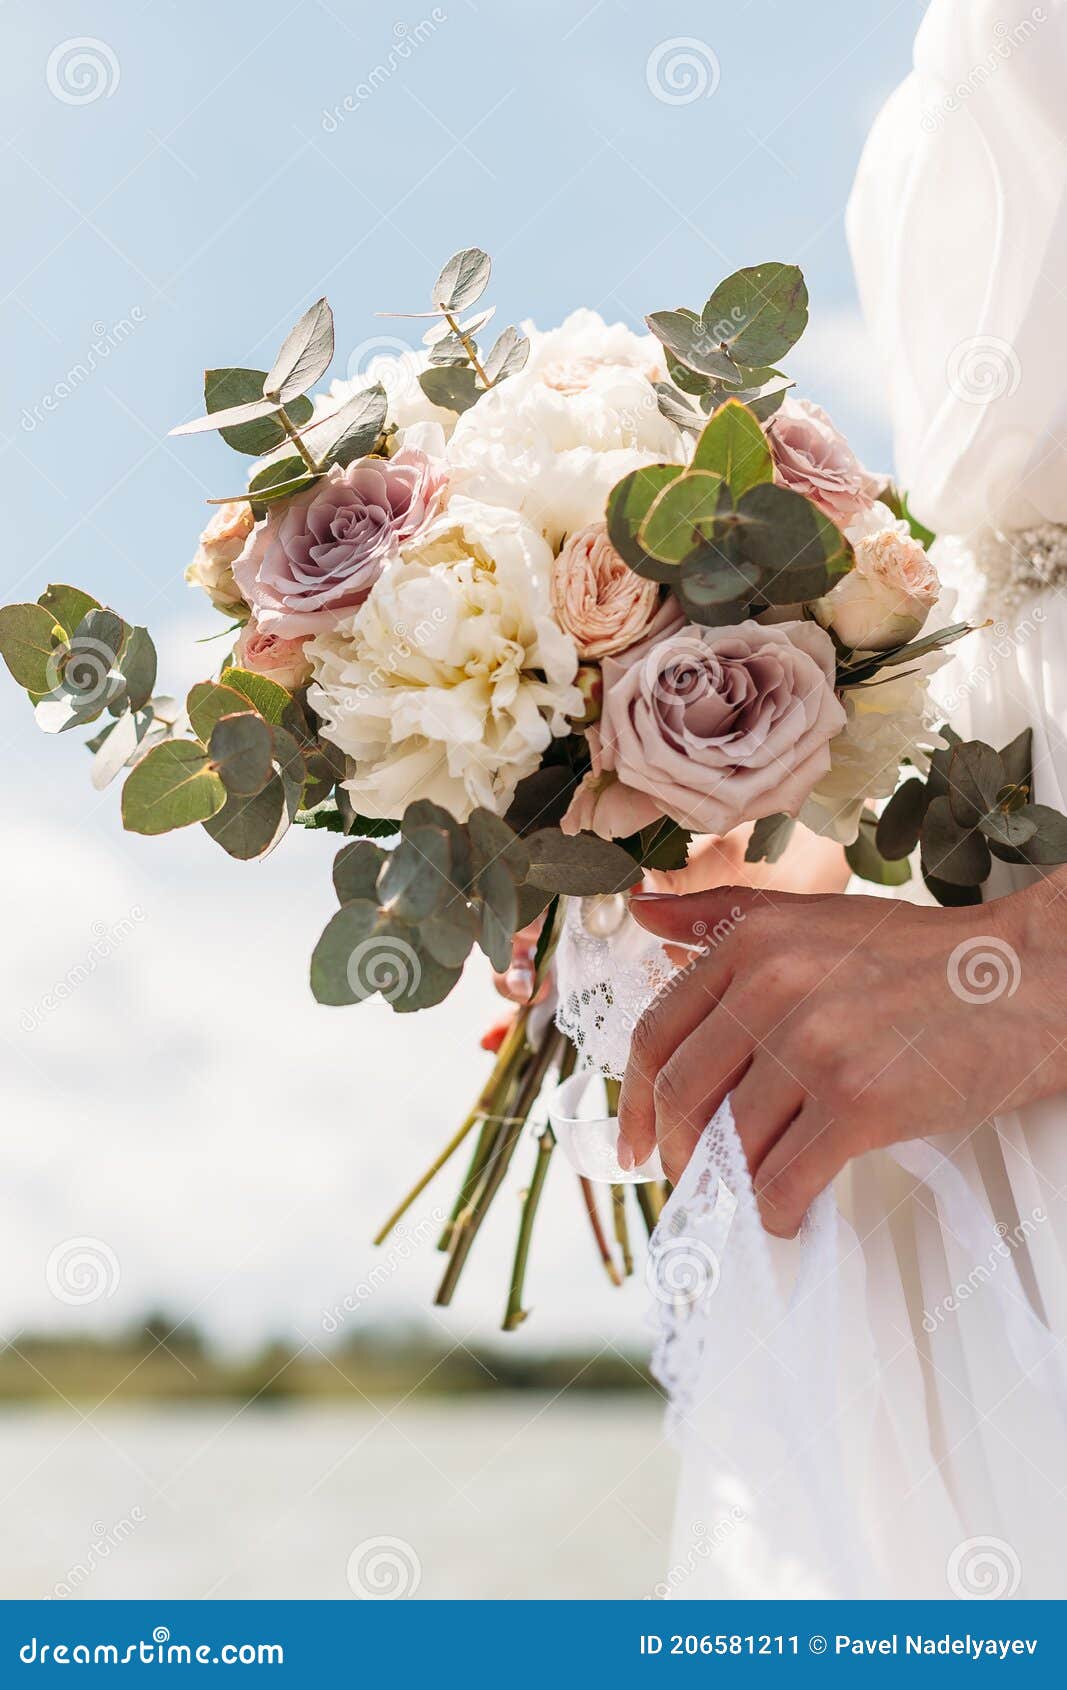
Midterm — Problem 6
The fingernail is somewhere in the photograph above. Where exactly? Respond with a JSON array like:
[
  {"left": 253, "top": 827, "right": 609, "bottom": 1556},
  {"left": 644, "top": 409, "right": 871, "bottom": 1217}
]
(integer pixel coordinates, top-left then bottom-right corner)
[
  {"left": 629, "top": 892, "right": 671, "bottom": 902},
  {"left": 617, "top": 1137, "right": 635, "bottom": 1171}
]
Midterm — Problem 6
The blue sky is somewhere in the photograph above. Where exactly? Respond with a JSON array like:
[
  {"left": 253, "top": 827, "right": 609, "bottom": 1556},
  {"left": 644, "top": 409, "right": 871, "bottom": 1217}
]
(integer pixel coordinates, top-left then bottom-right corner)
[{"left": 0, "top": 0, "right": 927, "bottom": 1346}]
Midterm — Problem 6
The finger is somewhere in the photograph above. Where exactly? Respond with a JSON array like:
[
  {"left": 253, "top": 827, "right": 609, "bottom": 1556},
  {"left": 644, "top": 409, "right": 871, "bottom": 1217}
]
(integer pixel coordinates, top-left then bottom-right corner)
[
  {"left": 617, "top": 949, "right": 733, "bottom": 1170},
  {"left": 630, "top": 884, "right": 830, "bottom": 947},
  {"left": 753, "top": 1103, "right": 849, "bottom": 1238},
  {"left": 650, "top": 998, "right": 759, "bottom": 1182},
  {"left": 727, "top": 1059, "right": 807, "bottom": 1180}
]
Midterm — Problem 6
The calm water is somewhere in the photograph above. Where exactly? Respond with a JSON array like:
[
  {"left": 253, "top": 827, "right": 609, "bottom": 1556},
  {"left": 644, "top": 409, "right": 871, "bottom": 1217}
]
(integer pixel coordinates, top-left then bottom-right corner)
[{"left": 0, "top": 1397, "right": 676, "bottom": 1600}]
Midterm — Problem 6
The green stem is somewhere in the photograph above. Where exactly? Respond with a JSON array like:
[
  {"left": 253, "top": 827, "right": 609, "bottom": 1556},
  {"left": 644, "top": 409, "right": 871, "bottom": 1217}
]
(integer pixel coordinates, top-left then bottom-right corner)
[
  {"left": 435, "top": 1026, "right": 566, "bottom": 1307},
  {"left": 578, "top": 1176, "right": 622, "bottom": 1288},
  {"left": 501, "top": 1126, "right": 556, "bottom": 1331},
  {"left": 634, "top": 1181, "right": 664, "bottom": 1239},
  {"left": 374, "top": 1108, "right": 483, "bottom": 1247},
  {"left": 436, "top": 1009, "right": 533, "bottom": 1251},
  {"left": 275, "top": 403, "right": 321, "bottom": 474},
  {"left": 444, "top": 309, "right": 492, "bottom": 389},
  {"left": 610, "top": 1184, "right": 634, "bottom": 1278}
]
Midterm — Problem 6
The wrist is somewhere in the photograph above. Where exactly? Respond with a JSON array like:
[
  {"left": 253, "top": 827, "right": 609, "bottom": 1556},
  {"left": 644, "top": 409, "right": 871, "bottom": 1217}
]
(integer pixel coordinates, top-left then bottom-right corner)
[{"left": 987, "top": 869, "right": 1067, "bottom": 1105}]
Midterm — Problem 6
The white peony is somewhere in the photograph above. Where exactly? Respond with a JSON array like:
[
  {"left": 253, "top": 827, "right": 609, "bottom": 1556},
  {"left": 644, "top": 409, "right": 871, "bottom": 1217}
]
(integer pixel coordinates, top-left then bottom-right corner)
[
  {"left": 304, "top": 346, "right": 458, "bottom": 455},
  {"left": 521, "top": 308, "right": 665, "bottom": 394},
  {"left": 306, "top": 496, "right": 582, "bottom": 823},
  {"left": 445, "top": 366, "right": 685, "bottom": 547},
  {"left": 799, "top": 670, "right": 939, "bottom": 845}
]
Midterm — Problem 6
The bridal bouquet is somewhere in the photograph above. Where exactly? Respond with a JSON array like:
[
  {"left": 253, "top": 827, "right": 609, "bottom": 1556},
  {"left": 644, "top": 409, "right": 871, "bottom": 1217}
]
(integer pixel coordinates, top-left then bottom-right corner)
[{"left": 6, "top": 248, "right": 1066, "bottom": 1326}]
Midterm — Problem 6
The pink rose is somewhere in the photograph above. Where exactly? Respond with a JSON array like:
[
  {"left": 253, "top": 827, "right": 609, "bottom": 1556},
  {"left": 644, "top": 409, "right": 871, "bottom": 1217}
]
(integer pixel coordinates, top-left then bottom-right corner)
[
  {"left": 234, "top": 447, "right": 445, "bottom": 637},
  {"left": 562, "top": 617, "right": 846, "bottom": 839},
  {"left": 550, "top": 522, "right": 661, "bottom": 659},
  {"left": 234, "top": 620, "right": 312, "bottom": 692},
  {"left": 767, "top": 398, "right": 880, "bottom": 528},
  {"left": 814, "top": 516, "right": 939, "bottom": 651}
]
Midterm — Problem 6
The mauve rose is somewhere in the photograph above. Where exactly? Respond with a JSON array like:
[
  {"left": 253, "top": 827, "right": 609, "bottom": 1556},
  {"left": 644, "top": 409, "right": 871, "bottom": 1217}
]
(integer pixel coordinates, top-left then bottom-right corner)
[
  {"left": 562, "top": 616, "right": 846, "bottom": 839},
  {"left": 551, "top": 522, "right": 661, "bottom": 659},
  {"left": 767, "top": 398, "right": 880, "bottom": 528},
  {"left": 233, "top": 447, "right": 445, "bottom": 637},
  {"left": 234, "top": 620, "right": 312, "bottom": 692}
]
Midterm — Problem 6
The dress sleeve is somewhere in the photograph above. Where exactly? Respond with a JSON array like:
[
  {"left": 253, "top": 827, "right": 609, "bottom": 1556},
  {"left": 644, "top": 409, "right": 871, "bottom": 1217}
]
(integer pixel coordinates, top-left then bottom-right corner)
[{"left": 846, "top": 0, "right": 1067, "bottom": 537}]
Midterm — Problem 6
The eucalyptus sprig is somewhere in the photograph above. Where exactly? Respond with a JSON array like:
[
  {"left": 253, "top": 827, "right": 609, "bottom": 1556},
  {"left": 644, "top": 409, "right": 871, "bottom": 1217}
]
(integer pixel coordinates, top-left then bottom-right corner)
[{"left": 378, "top": 246, "right": 530, "bottom": 415}]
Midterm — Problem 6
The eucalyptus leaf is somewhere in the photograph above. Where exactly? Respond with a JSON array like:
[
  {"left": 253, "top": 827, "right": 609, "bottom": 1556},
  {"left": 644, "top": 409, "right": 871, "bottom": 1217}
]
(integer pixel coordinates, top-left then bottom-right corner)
[
  {"left": 980, "top": 808, "right": 1038, "bottom": 850},
  {"left": 209, "top": 713, "right": 275, "bottom": 796},
  {"left": 0, "top": 603, "right": 63, "bottom": 692},
  {"left": 505, "top": 765, "right": 579, "bottom": 836},
  {"left": 264, "top": 298, "right": 334, "bottom": 402},
  {"left": 312, "top": 384, "right": 388, "bottom": 467},
  {"left": 469, "top": 808, "right": 528, "bottom": 881},
  {"left": 690, "top": 400, "right": 774, "bottom": 497},
  {"left": 118, "top": 626, "right": 157, "bottom": 712},
  {"left": 432, "top": 248, "right": 491, "bottom": 313},
  {"left": 745, "top": 812, "right": 796, "bottom": 865},
  {"left": 875, "top": 778, "right": 929, "bottom": 860},
  {"left": 246, "top": 458, "right": 316, "bottom": 505},
  {"left": 90, "top": 706, "right": 154, "bottom": 790},
  {"left": 653, "top": 383, "right": 701, "bottom": 433},
  {"left": 947, "top": 742, "right": 1005, "bottom": 829},
  {"left": 605, "top": 462, "right": 686, "bottom": 580},
  {"left": 703, "top": 367, "right": 793, "bottom": 422},
  {"left": 121, "top": 740, "right": 227, "bottom": 835},
  {"left": 920, "top": 796, "right": 991, "bottom": 887},
  {"left": 729, "top": 481, "right": 853, "bottom": 600},
  {"left": 222, "top": 667, "right": 291, "bottom": 724},
  {"left": 418, "top": 365, "right": 482, "bottom": 413},
  {"left": 845, "top": 814, "right": 912, "bottom": 887},
  {"left": 523, "top": 829, "right": 640, "bottom": 895},
  {"left": 422, "top": 905, "right": 478, "bottom": 970},
  {"left": 637, "top": 470, "right": 724, "bottom": 566},
  {"left": 190, "top": 368, "right": 313, "bottom": 456},
  {"left": 187, "top": 680, "right": 256, "bottom": 743},
  {"left": 702, "top": 263, "right": 808, "bottom": 366},
  {"left": 378, "top": 827, "right": 453, "bottom": 921},
  {"left": 37, "top": 584, "right": 100, "bottom": 638},
  {"left": 203, "top": 774, "right": 288, "bottom": 859},
  {"left": 332, "top": 840, "right": 387, "bottom": 905},
  {"left": 645, "top": 310, "right": 741, "bottom": 382},
  {"left": 1014, "top": 803, "right": 1067, "bottom": 865},
  {"left": 476, "top": 859, "right": 519, "bottom": 971},
  {"left": 483, "top": 326, "right": 530, "bottom": 384},
  {"left": 999, "top": 728, "right": 1033, "bottom": 791}
]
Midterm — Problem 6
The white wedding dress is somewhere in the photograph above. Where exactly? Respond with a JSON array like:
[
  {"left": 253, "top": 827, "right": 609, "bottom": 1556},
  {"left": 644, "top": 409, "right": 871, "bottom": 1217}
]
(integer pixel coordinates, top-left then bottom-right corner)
[{"left": 649, "top": 0, "right": 1067, "bottom": 1601}]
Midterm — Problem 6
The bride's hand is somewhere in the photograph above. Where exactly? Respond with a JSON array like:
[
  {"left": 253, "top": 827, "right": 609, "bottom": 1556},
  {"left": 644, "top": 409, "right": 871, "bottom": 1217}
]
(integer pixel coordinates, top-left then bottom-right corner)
[{"left": 616, "top": 877, "right": 1067, "bottom": 1236}]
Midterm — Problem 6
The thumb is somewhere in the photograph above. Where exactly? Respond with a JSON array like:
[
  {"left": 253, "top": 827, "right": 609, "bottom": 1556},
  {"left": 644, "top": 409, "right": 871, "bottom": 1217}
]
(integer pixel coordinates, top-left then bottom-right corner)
[{"left": 629, "top": 884, "right": 817, "bottom": 945}]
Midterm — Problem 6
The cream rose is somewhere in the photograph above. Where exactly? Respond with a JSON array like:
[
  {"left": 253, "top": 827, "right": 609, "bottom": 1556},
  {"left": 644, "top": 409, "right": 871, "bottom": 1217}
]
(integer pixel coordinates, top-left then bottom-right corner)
[
  {"left": 521, "top": 308, "right": 665, "bottom": 394},
  {"left": 800, "top": 670, "right": 938, "bottom": 844},
  {"left": 562, "top": 616, "right": 846, "bottom": 839},
  {"left": 446, "top": 367, "right": 684, "bottom": 547},
  {"left": 186, "top": 501, "right": 254, "bottom": 618},
  {"left": 550, "top": 522, "right": 660, "bottom": 659},
  {"left": 814, "top": 505, "right": 940, "bottom": 651},
  {"left": 234, "top": 621, "right": 312, "bottom": 692},
  {"left": 306, "top": 497, "right": 582, "bottom": 822}
]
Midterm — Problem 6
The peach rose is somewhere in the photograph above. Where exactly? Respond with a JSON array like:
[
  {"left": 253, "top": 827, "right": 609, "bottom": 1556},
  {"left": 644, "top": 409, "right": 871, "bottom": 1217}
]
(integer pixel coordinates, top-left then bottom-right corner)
[
  {"left": 814, "top": 512, "right": 939, "bottom": 651},
  {"left": 563, "top": 616, "right": 846, "bottom": 839},
  {"left": 550, "top": 522, "right": 661, "bottom": 659},
  {"left": 234, "top": 621, "right": 312, "bottom": 692},
  {"left": 186, "top": 501, "right": 254, "bottom": 617}
]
